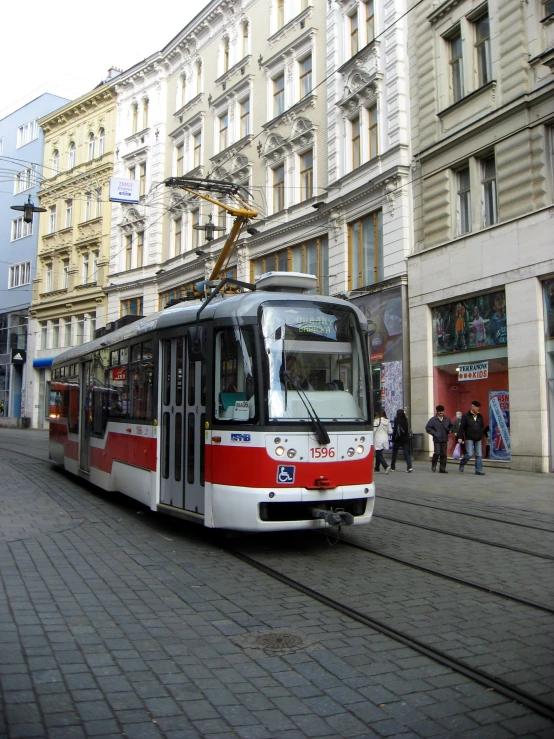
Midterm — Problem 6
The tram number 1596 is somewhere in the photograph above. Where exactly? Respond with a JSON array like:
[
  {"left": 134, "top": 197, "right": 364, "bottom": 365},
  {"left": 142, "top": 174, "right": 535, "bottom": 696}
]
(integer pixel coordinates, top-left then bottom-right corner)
[{"left": 310, "top": 447, "right": 336, "bottom": 459}]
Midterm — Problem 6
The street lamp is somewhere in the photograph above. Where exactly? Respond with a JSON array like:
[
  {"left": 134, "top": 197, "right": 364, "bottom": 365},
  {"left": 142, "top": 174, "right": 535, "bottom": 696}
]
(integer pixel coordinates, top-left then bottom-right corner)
[
  {"left": 193, "top": 214, "right": 225, "bottom": 243},
  {"left": 10, "top": 195, "right": 47, "bottom": 224}
]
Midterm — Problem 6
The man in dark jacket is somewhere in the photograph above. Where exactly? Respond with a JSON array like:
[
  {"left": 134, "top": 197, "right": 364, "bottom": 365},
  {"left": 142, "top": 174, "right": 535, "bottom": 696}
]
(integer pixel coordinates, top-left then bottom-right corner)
[
  {"left": 457, "top": 400, "right": 486, "bottom": 475},
  {"left": 425, "top": 405, "right": 453, "bottom": 473}
]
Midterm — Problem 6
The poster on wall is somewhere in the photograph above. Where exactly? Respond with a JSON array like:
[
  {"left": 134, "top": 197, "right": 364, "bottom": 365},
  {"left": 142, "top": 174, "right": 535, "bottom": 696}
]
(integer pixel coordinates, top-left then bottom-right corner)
[
  {"left": 381, "top": 361, "right": 403, "bottom": 447},
  {"left": 351, "top": 287, "right": 403, "bottom": 363},
  {"left": 432, "top": 291, "right": 507, "bottom": 355},
  {"left": 489, "top": 390, "right": 511, "bottom": 461}
]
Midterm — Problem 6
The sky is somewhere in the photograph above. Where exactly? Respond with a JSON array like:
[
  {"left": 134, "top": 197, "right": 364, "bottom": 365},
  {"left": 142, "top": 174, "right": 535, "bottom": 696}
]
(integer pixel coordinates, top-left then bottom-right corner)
[{"left": 0, "top": 1, "right": 202, "bottom": 120}]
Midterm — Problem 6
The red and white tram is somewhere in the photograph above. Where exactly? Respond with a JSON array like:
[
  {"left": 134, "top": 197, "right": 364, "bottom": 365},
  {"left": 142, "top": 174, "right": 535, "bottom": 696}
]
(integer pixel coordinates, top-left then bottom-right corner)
[{"left": 49, "top": 272, "right": 375, "bottom": 531}]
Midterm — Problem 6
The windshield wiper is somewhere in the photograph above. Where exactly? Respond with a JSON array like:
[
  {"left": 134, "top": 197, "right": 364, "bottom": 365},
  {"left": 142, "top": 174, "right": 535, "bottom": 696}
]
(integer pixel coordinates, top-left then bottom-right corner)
[{"left": 283, "top": 371, "right": 330, "bottom": 446}]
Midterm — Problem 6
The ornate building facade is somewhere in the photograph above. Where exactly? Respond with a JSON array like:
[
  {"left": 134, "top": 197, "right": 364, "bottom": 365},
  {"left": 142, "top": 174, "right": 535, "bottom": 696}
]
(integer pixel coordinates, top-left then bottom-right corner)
[
  {"left": 407, "top": 0, "right": 554, "bottom": 471},
  {"left": 26, "top": 81, "right": 117, "bottom": 428}
]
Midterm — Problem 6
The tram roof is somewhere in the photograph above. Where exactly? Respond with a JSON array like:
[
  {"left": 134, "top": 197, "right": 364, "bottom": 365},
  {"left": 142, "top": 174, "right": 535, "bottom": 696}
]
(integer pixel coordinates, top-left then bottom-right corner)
[{"left": 51, "top": 290, "right": 366, "bottom": 366}]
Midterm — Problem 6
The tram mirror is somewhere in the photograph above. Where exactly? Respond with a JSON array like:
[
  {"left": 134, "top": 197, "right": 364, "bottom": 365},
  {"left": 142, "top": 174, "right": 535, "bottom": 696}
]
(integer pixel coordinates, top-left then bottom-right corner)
[{"left": 188, "top": 325, "right": 206, "bottom": 361}]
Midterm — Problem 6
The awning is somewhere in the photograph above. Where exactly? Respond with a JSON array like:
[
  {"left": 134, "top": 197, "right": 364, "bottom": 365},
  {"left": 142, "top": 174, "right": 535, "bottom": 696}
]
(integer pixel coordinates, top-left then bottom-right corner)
[{"left": 33, "top": 357, "right": 54, "bottom": 368}]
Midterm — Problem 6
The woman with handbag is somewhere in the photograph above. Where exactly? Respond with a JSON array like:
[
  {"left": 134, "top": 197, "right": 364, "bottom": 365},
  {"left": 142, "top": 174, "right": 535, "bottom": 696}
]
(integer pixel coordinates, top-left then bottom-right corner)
[
  {"left": 390, "top": 409, "right": 413, "bottom": 472},
  {"left": 374, "top": 409, "right": 392, "bottom": 473}
]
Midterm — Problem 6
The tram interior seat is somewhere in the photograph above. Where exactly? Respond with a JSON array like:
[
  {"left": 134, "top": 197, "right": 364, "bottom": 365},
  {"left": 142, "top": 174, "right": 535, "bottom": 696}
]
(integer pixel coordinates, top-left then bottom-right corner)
[{"left": 282, "top": 390, "right": 362, "bottom": 419}]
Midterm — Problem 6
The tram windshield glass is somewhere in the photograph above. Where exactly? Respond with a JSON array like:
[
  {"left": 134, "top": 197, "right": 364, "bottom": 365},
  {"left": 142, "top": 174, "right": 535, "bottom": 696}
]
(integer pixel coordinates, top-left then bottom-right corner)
[{"left": 261, "top": 301, "right": 369, "bottom": 422}]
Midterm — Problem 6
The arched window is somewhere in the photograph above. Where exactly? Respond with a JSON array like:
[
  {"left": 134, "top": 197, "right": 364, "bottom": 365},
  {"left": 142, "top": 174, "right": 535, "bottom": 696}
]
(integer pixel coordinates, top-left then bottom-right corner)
[
  {"left": 242, "top": 22, "right": 250, "bottom": 58},
  {"left": 222, "top": 37, "right": 230, "bottom": 73},
  {"left": 52, "top": 150, "right": 59, "bottom": 176},
  {"left": 132, "top": 103, "right": 138, "bottom": 134},
  {"left": 143, "top": 98, "right": 149, "bottom": 129},
  {"left": 88, "top": 133, "right": 95, "bottom": 161},
  {"left": 68, "top": 142, "right": 76, "bottom": 170},
  {"left": 196, "top": 62, "right": 202, "bottom": 95},
  {"left": 98, "top": 128, "right": 105, "bottom": 156}
]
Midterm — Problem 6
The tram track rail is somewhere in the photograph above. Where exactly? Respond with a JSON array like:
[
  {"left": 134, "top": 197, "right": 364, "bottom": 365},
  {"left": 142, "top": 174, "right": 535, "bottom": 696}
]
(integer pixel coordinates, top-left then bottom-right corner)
[
  {"left": 227, "top": 546, "right": 554, "bottom": 722},
  {"left": 372, "top": 513, "right": 554, "bottom": 561},
  {"left": 378, "top": 494, "right": 554, "bottom": 534}
]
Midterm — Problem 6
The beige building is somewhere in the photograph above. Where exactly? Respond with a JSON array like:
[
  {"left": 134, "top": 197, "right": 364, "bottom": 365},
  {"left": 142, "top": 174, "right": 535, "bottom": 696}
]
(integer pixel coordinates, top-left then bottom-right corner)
[
  {"left": 407, "top": 0, "right": 554, "bottom": 471},
  {"left": 27, "top": 80, "right": 117, "bottom": 428}
]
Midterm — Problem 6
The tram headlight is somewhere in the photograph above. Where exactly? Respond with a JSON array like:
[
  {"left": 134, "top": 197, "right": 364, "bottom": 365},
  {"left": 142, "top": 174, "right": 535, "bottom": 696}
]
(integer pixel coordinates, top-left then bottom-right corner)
[
  {"left": 275, "top": 446, "right": 285, "bottom": 456},
  {"left": 360, "top": 436, "right": 366, "bottom": 442},
  {"left": 347, "top": 447, "right": 355, "bottom": 457},
  {"left": 287, "top": 448, "right": 297, "bottom": 458},
  {"left": 356, "top": 445, "right": 364, "bottom": 455}
]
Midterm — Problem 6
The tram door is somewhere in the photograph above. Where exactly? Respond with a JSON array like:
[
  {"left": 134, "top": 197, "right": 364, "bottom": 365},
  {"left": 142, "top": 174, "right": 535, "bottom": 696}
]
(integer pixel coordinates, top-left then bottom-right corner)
[
  {"left": 80, "top": 361, "right": 93, "bottom": 473},
  {"left": 160, "top": 337, "right": 206, "bottom": 514}
]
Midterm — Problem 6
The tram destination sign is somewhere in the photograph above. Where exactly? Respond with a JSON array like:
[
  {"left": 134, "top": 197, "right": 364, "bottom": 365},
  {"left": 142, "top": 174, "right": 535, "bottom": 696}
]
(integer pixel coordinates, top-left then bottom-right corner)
[{"left": 457, "top": 361, "right": 488, "bottom": 381}]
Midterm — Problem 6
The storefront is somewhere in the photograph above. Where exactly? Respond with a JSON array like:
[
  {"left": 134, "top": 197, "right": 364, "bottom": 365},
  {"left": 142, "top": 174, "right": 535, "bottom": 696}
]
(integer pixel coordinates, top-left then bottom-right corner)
[
  {"left": 432, "top": 290, "right": 510, "bottom": 461},
  {"left": 543, "top": 278, "right": 554, "bottom": 472}
]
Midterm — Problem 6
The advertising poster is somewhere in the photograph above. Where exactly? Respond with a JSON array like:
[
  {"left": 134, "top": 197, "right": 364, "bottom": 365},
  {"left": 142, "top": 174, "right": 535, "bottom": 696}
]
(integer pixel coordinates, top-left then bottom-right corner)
[
  {"left": 351, "top": 287, "right": 403, "bottom": 363},
  {"left": 489, "top": 390, "right": 511, "bottom": 461},
  {"left": 432, "top": 291, "right": 507, "bottom": 355},
  {"left": 543, "top": 279, "right": 554, "bottom": 339},
  {"left": 381, "top": 361, "right": 403, "bottom": 447}
]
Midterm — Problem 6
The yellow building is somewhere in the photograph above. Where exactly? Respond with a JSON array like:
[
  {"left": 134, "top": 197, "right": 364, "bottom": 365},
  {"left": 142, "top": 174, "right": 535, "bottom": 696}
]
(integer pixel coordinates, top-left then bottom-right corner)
[{"left": 28, "top": 81, "right": 117, "bottom": 428}]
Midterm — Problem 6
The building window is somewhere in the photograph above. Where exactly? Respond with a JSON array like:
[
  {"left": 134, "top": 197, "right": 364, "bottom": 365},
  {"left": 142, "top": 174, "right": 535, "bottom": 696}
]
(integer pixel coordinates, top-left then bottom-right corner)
[
  {"left": 45, "top": 264, "right": 53, "bottom": 293},
  {"left": 68, "top": 142, "right": 75, "bottom": 170},
  {"left": 49, "top": 206, "right": 56, "bottom": 234},
  {"left": 139, "top": 162, "right": 146, "bottom": 196},
  {"left": 92, "top": 251, "right": 99, "bottom": 282},
  {"left": 16, "top": 120, "right": 38, "bottom": 148},
  {"left": 174, "top": 217, "right": 182, "bottom": 254},
  {"left": 196, "top": 62, "right": 202, "bottom": 95},
  {"left": 8, "top": 261, "right": 31, "bottom": 288},
  {"left": 82, "top": 253, "right": 89, "bottom": 284},
  {"left": 348, "top": 211, "right": 383, "bottom": 289},
  {"left": 274, "top": 74, "right": 285, "bottom": 117},
  {"left": 544, "top": 0, "right": 554, "bottom": 16},
  {"left": 191, "top": 208, "right": 200, "bottom": 249},
  {"left": 52, "top": 150, "right": 59, "bottom": 176},
  {"left": 242, "top": 22, "right": 249, "bottom": 57},
  {"left": 40, "top": 322, "right": 48, "bottom": 350},
  {"left": 366, "top": 0, "right": 375, "bottom": 43},
  {"left": 219, "top": 112, "right": 229, "bottom": 151},
  {"left": 52, "top": 320, "right": 60, "bottom": 349},
  {"left": 300, "top": 149, "right": 313, "bottom": 201},
  {"left": 273, "top": 164, "right": 285, "bottom": 212},
  {"left": 95, "top": 187, "right": 102, "bottom": 217},
  {"left": 180, "top": 75, "right": 186, "bottom": 107},
  {"left": 159, "top": 286, "right": 187, "bottom": 309},
  {"left": 352, "top": 115, "right": 361, "bottom": 169},
  {"left": 14, "top": 166, "right": 35, "bottom": 194},
  {"left": 11, "top": 217, "right": 32, "bottom": 241},
  {"left": 481, "top": 155, "right": 497, "bottom": 227},
  {"left": 240, "top": 98, "right": 250, "bottom": 138},
  {"left": 98, "top": 128, "right": 105, "bottom": 156},
  {"left": 176, "top": 143, "right": 184, "bottom": 176},
  {"left": 64, "top": 318, "right": 72, "bottom": 347},
  {"left": 128, "top": 165, "right": 136, "bottom": 180},
  {"left": 252, "top": 236, "right": 329, "bottom": 294},
  {"left": 277, "top": 0, "right": 285, "bottom": 29},
  {"left": 65, "top": 199, "right": 73, "bottom": 228},
  {"left": 125, "top": 235, "right": 133, "bottom": 270},
  {"left": 132, "top": 103, "right": 138, "bottom": 134},
  {"left": 457, "top": 166, "right": 471, "bottom": 235},
  {"left": 136, "top": 232, "right": 144, "bottom": 268},
  {"left": 222, "top": 37, "right": 230, "bottom": 73},
  {"left": 84, "top": 192, "right": 92, "bottom": 221},
  {"left": 368, "top": 106, "right": 378, "bottom": 159},
  {"left": 350, "top": 11, "right": 359, "bottom": 56},
  {"left": 76, "top": 315, "right": 85, "bottom": 345},
  {"left": 88, "top": 133, "right": 95, "bottom": 161},
  {"left": 121, "top": 298, "right": 143, "bottom": 317},
  {"left": 299, "top": 55, "right": 312, "bottom": 98},
  {"left": 193, "top": 131, "right": 202, "bottom": 167},
  {"left": 143, "top": 99, "right": 149, "bottom": 130},
  {"left": 450, "top": 30, "right": 464, "bottom": 103},
  {"left": 62, "top": 260, "right": 69, "bottom": 289},
  {"left": 474, "top": 13, "right": 492, "bottom": 87}
]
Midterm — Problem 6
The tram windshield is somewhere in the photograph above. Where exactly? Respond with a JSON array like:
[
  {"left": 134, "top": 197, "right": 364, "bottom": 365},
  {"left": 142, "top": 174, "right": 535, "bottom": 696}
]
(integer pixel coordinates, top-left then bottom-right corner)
[{"left": 261, "top": 301, "right": 369, "bottom": 422}]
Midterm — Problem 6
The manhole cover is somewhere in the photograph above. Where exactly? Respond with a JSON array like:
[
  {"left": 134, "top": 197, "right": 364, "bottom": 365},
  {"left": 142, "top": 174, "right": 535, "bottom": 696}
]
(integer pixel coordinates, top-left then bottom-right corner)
[{"left": 255, "top": 633, "right": 303, "bottom": 650}]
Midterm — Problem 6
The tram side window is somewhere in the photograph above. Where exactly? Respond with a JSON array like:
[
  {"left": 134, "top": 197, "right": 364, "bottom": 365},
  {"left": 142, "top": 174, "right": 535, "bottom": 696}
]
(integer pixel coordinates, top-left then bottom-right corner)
[
  {"left": 91, "top": 349, "right": 111, "bottom": 437},
  {"left": 67, "top": 376, "right": 80, "bottom": 432},
  {"left": 129, "top": 342, "right": 154, "bottom": 421},
  {"left": 105, "top": 359, "right": 129, "bottom": 419},
  {"left": 214, "top": 327, "right": 257, "bottom": 422}
]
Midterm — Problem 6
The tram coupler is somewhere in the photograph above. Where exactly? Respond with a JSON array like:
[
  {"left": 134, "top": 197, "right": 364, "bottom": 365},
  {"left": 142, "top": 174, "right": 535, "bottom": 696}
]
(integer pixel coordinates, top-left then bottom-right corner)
[{"left": 311, "top": 508, "right": 354, "bottom": 527}]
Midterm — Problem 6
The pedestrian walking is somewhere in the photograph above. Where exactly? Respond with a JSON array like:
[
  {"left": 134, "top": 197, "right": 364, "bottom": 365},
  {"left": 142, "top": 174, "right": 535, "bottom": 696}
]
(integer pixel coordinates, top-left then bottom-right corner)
[
  {"left": 457, "top": 400, "right": 486, "bottom": 475},
  {"left": 373, "top": 409, "right": 391, "bottom": 474},
  {"left": 390, "top": 409, "right": 413, "bottom": 472},
  {"left": 425, "top": 405, "right": 453, "bottom": 473}
]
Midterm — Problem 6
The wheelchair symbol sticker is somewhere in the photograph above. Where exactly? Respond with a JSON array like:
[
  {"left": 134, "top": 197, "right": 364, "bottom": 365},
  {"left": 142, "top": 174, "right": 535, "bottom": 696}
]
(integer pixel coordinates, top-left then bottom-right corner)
[{"left": 277, "top": 465, "right": 295, "bottom": 484}]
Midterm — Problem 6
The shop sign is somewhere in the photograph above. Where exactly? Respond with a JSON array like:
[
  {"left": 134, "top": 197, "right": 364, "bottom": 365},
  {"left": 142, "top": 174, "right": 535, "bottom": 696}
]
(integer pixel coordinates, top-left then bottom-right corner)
[
  {"left": 432, "top": 291, "right": 507, "bottom": 355},
  {"left": 109, "top": 177, "right": 139, "bottom": 204},
  {"left": 112, "top": 366, "right": 127, "bottom": 382},
  {"left": 458, "top": 361, "right": 488, "bottom": 381},
  {"left": 489, "top": 390, "right": 511, "bottom": 461}
]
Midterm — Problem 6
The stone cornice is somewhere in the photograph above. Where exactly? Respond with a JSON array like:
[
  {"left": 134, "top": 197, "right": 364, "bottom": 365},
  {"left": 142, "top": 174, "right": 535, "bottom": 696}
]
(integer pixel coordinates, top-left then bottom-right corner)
[
  {"left": 210, "top": 137, "right": 254, "bottom": 169},
  {"left": 38, "top": 160, "right": 113, "bottom": 199},
  {"left": 337, "top": 40, "right": 380, "bottom": 77},
  {"left": 168, "top": 111, "right": 205, "bottom": 140},
  {"left": 210, "top": 75, "right": 254, "bottom": 110},
  {"left": 39, "top": 88, "right": 116, "bottom": 132},
  {"left": 262, "top": 94, "right": 317, "bottom": 132},
  {"left": 267, "top": 7, "right": 314, "bottom": 49},
  {"left": 214, "top": 56, "right": 252, "bottom": 91},
  {"left": 427, "top": 0, "right": 466, "bottom": 24},
  {"left": 174, "top": 93, "right": 204, "bottom": 121}
]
